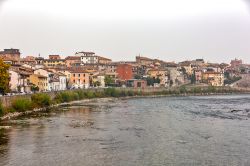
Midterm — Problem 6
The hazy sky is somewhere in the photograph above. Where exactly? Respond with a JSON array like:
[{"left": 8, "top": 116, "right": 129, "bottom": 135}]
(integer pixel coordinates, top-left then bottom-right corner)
[{"left": 0, "top": 0, "right": 250, "bottom": 63}]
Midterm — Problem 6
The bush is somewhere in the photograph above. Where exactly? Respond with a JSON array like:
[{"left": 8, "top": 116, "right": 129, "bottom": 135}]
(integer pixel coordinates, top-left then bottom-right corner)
[
  {"left": 179, "top": 86, "right": 187, "bottom": 94},
  {"left": 0, "top": 101, "right": 3, "bottom": 115},
  {"left": 85, "top": 91, "right": 95, "bottom": 98},
  {"left": 31, "top": 93, "right": 51, "bottom": 107},
  {"left": 76, "top": 90, "right": 85, "bottom": 100},
  {"left": 12, "top": 98, "right": 33, "bottom": 112}
]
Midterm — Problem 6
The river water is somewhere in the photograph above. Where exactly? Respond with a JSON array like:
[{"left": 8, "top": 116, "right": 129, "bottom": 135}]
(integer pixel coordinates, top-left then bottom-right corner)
[{"left": 0, "top": 94, "right": 250, "bottom": 166}]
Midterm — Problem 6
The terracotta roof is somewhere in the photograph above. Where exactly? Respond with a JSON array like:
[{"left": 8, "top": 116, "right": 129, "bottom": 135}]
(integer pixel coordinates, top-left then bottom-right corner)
[
  {"left": 65, "top": 56, "right": 81, "bottom": 60},
  {"left": 98, "top": 56, "right": 112, "bottom": 61},
  {"left": 31, "top": 74, "right": 47, "bottom": 78},
  {"left": 76, "top": 51, "right": 95, "bottom": 55}
]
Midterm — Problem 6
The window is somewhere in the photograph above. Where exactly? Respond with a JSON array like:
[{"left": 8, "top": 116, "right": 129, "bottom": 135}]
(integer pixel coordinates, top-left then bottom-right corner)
[
  {"left": 73, "top": 74, "right": 75, "bottom": 77},
  {"left": 78, "top": 74, "right": 80, "bottom": 77}
]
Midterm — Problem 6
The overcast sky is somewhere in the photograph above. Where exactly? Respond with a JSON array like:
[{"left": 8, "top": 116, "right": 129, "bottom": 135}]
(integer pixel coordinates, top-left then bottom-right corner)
[{"left": 0, "top": 0, "right": 250, "bottom": 63}]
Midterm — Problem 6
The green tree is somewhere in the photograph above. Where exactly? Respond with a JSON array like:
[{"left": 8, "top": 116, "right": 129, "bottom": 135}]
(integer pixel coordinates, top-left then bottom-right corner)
[
  {"left": 0, "top": 59, "right": 10, "bottom": 95},
  {"left": 93, "top": 81, "right": 101, "bottom": 87},
  {"left": 104, "top": 76, "right": 114, "bottom": 86}
]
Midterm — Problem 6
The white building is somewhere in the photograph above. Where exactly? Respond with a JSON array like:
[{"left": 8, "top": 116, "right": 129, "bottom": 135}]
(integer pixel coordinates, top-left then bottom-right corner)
[
  {"left": 75, "top": 51, "right": 99, "bottom": 65},
  {"left": 58, "top": 73, "right": 67, "bottom": 90}
]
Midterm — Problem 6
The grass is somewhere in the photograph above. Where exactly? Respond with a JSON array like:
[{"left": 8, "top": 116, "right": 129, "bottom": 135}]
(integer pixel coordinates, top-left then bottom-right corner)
[
  {"left": 0, "top": 86, "right": 242, "bottom": 117},
  {"left": 11, "top": 98, "right": 33, "bottom": 112},
  {"left": 31, "top": 93, "right": 52, "bottom": 108}
]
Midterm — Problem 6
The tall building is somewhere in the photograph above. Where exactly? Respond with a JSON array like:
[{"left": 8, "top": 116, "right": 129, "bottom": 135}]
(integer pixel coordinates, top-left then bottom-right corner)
[
  {"left": 0, "top": 48, "right": 21, "bottom": 61},
  {"left": 230, "top": 58, "right": 242, "bottom": 68}
]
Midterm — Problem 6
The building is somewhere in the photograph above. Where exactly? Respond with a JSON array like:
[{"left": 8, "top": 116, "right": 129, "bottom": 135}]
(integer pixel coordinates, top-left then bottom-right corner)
[
  {"left": 76, "top": 51, "right": 98, "bottom": 65},
  {"left": 230, "top": 58, "right": 243, "bottom": 68},
  {"left": 65, "top": 56, "right": 81, "bottom": 67},
  {"left": 43, "top": 59, "right": 65, "bottom": 67},
  {"left": 147, "top": 69, "right": 168, "bottom": 87},
  {"left": 69, "top": 68, "right": 90, "bottom": 89},
  {"left": 194, "top": 69, "right": 202, "bottom": 83},
  {"left": 48, "top": 72, "right": 67, "bottom": 91},
  {"left": 29, "top": 74, "right": 48, "bottom": 92},
  {"left": 20, "top": 56, "right": 36, "bottom": 65},
  {"left": 98, "top": 56, "right": 112, "bottom": 64},
  {"left": 76, "top": 51, "right": 112, "bottom": 66},
  {"left": 0, "top": 48, "right": 21, "bottom": 61},
  {"left": 49, "top": 55, "right": 61, "bottom": 60},
  {"left": 126, "top": 79, "right": 147, "bottom": 88},
  {"left": 202, "top": 71, "right": 224, "bottom": 86},
  {"left": 116, "top": 64, "right": 133, "bottom": 81},
  {"left": 9, "top": 70, "right": 32, "bottom": 93},
  {"left": 136, "top": 56, "right": 154, "bottom": 66},
  {"left": 34, "top": 68, "right": 51, "bottom": 91}
]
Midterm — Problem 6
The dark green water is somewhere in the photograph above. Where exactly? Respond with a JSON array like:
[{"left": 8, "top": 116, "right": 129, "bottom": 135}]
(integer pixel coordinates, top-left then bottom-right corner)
[{"left": 1, "top": 95, "right": 250, "bottom": 166}]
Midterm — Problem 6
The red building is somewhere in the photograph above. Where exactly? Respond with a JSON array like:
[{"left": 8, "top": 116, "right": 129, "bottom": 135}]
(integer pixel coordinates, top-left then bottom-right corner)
[
  {"left": 116, "top": 64, "right": 133, "bottom": 81},
  {"left": 230, "top": 58, "right": 242, "bottom": 68},
  {"left": 49, "top": 55, "right": 61, "bottom": 60}
]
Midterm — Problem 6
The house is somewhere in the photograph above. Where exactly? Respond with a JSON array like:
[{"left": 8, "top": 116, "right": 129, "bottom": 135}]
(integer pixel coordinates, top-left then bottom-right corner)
[
  {"left": 9, "top": 70, "right": 32, "bottom": 93},
  {"left": 116, "top": 64, "right": 133, "bottom": 81},
  {"left": 202, "top": 71, "right": 224, "bottom": 86},
  {"left": 20, "top": 56, "right": 36, "bottom": 65},
  {"left": 136, "top": 56, "right": 154, "bottom": 66},
  {"left": 1, "top": 56, "right": 18, "bottom": 65},
  {"left": 69, "top": 68, "right": 90, "bottom": 89},
  {"left": 98, "top": 56, "right": 112, "bottom": 64},
  {"left": 65, "top": 56, "right": 81, "bottom": 67},
  {"left": 91, "top": 73, "right": 105, "bottom": 87},
  {"left": 43, "top": 59, "right": 65, "bottom": 67},
  {"left": 29, "top": 74, "right": 48, "bottom": 92},
  {"left": 126, "top": 79, "right": 147, "bottom": 88},
  {"left": 147, "top": 69, "right": 168, "bottom": 87},
  {"left": 76, "top": 51, "right": 111, "bottom": 65},
  {"left": 34, "top": 68, "right": 52, "bottom": 91},
  {"left": 49, "top": 55, "right": 61, "bottom": 60},
  {"left": 9, "top": 66, "right": 34, "bottom": 93},
  {"left": 76, "top": 51, "right": 98, "bottom": 65},
  {"left": 48, "top": 72, "right": 67, "bottom": 91}
]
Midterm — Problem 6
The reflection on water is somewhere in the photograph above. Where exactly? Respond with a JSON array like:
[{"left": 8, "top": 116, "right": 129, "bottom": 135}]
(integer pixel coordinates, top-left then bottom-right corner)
[{"left": 0, "top": 95, "right": 250, "bottom": 166}]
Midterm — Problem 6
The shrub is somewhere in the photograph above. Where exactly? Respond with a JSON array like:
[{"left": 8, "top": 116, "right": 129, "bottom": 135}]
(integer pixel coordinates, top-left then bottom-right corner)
[
  {"left": 31, "top": 93, "right": 51, "bottom": 107},
  {"left": 0, "top": 101, "right": 3, "bottom": 116},
  {"left": 76, "top": 90, "right": 85, "bottom": 100},
  {"left": 179, "top": 86, "right": 187, "bottom": 94},
  {"left": 85, "top": 91, "right": 95, "bottom": 98},
  {"left": 127, "top": 90, "right": 134, "bottom": 96},
  {"left": 11, "top": 98, "right": 33, "bottom": 112}
]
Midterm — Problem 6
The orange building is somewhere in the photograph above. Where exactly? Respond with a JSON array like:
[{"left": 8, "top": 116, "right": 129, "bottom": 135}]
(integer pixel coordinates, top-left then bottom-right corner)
[
  {"left": 116, "top": 64, "right": 133, "bottom": 81},
  {"left": 69, "top": 68, "right": 90, "bottom": 89}
]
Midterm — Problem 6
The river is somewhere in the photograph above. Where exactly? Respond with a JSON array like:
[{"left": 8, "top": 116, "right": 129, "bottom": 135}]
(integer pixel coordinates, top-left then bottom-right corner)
[{"left": 0, "top": 94, "right": 250, "bottom": 166}]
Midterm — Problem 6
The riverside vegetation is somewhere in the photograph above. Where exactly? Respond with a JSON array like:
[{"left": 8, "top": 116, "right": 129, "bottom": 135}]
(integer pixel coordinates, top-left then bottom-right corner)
[{"left": 0, "top": 86, "right": 243, "bottom": 117}]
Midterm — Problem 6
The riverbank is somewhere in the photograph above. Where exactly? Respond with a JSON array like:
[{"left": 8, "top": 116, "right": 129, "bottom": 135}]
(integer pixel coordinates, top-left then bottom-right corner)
[{"left": 0, "top": 86, "right": 249, "bottom": 121}]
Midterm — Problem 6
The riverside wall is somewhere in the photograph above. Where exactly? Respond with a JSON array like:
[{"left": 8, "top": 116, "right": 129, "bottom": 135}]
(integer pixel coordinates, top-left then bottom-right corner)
[
  {"left": 0, "top": 86, "right": 248, "bottom": 108},
  {"left": 0, "top": 87, "right": 168, "bottom": 108}
]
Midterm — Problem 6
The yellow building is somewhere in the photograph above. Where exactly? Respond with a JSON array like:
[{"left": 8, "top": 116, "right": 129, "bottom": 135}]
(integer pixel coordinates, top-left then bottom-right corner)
[
  {"left": 29, "top": 74, "right": 48, "bottom": 91},
  {"left": 202, "top": 71, "right": 224, "bottom": 86},
  {"left": 147, "top": 69, "right": 168, "bottom": 86},
  {"left": 43, "top": 59, "right": 65, "bottom": 67}
]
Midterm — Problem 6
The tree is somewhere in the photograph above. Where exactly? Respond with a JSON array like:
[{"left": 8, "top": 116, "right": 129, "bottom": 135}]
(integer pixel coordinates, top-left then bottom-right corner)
[
  {"left": 134, "top": 74, "right": 142, "bottom": 79},
  {"left": 104, "top": 76, "right": 114, "bottom": 86},
  {"left": 0, "top": 59, "right": 10, "bottom": 95},
  {"left": 93, "top": 81, "right": 101, "bottom": 87},
  {"left": 31, "top": 85, "right": 39, "bottom": 92}
]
